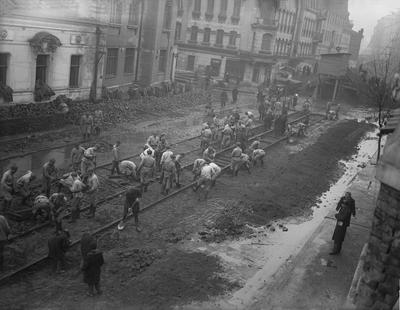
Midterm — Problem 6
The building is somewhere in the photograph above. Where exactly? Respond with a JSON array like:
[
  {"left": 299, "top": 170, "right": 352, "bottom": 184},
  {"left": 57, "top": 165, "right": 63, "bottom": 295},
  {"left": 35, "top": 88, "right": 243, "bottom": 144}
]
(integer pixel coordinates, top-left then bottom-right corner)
[
  {"left": 175, "top": 0, "right": 362, "bottom": 85},
  {"left": 0, "top": 0, "right": 177, "bottom": 104}
]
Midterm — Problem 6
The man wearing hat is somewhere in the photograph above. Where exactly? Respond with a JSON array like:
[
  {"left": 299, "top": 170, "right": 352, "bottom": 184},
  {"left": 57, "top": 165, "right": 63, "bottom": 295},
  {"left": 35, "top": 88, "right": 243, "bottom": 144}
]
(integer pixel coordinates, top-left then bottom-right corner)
[{"left": 1, "top": 164, "right": 18, "bottom": 212}]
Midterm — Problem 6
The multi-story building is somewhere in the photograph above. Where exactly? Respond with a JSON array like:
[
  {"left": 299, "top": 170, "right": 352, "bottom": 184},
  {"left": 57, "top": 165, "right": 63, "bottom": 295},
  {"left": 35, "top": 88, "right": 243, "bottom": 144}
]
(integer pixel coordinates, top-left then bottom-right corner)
[
  {"left": 175, "top": 0, "right": 362, "bottom": 85},
  {"left": 0, "top": 0, "right": 177, "bottom": 104}
]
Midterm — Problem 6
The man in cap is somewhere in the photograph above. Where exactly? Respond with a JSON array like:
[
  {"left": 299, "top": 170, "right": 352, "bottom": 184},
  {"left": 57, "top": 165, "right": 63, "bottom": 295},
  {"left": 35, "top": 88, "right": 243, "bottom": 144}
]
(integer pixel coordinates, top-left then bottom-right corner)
[
  {"left": 137, "top": 149, "right": 155, "bottom": 192},
  {"left": 231, "top": 143, "right": 243, "bottom": 176},
  {"left": 42, "top": 159, "right": 57, "bottom": 197}
]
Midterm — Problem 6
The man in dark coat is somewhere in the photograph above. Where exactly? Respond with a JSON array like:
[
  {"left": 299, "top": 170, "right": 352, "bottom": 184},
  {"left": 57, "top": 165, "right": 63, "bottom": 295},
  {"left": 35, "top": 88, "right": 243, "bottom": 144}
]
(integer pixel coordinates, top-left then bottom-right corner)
[
  {"left": 330, "top": 192, "right": 356, "bottom": 255},
  {"left": 48, "top": 230, "right": 70, "bottom": 273},
  {"left": 82, "top": 239, "right": 104, "bottom": 296}
]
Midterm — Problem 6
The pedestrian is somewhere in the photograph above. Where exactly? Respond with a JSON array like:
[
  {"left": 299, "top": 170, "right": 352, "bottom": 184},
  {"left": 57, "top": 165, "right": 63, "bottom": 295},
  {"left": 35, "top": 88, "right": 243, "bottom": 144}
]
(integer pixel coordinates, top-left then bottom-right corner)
[
  {"left": 70, "top": 144, "right": 84, "bottom": 172},
  {"left": 192, "top": 164, "right": 214, "bottom": 200},
  {"left": 192, "top": 158, "right": 207, "bottom": 182},
  {"left": 15, "top": 170, "right": 35, "bottom": 205},
  {"left": 110, "top": 141, "right": 121, "bottom": 176},
  {"left": 49, "top": 192, "right": 67, "bottom": 234},
  {"left": 81, "top": 145, "right": 98, "bottom": 178},
  {"left": 85, "top": 169, "right": 99, "bottom": 218},
  {"left": 161, "top": 154, "right": 177, "bottom": 195},
  {"left": 42, "top": 159, "right": 57, "bottom": 197},
  {"left": 232, "top": 87, "right": 239, "bottom": 104},
  {"left": 203, "top": 146, "right": 216, "bottom": 162},
  {"left": 174, "top": 153, "right": 184, "bottom": 188},
  {"left": 118, "top": 187, "right": 142, "bottom": 232},
  {"left": 252, "top": 149, "right": 266, "bottom": 167},
  {"left": 330, "top": 192, "right": 356, "bottom": 255},
  {"left": 1, "top": 164, "right": 17, "bottom": 212},
  {"left": 47, "top": 230, "right": 70, "bottom": 274},
  {"left": 221, "top": 124, "right": 233, "bottom": 149},
  {"left": 209, "top": 162, "right": 221, "bottom": 187},
  {"left": 82, "top": 238, "right": 104, "bottom": 296},
  {"left": 220, "top": 90, "right": 228, "bottom": 108},
  {"left": 137, "top": 149, "right": 155, "bottom": 192},
  {"left": 0, "top": 215, "right": 10, "bottom": 271},
  {"left": 69, "top": 173, "right": 86, "bottom": 223},
  {"left": 80, "top": 113, "right": 93, "bottom": 140},
  {"left": 119, "top": 160, "right": 138, "bottom": 181},
  {"left": 231, "top": 142, "right": 243, "bottom": 176}
]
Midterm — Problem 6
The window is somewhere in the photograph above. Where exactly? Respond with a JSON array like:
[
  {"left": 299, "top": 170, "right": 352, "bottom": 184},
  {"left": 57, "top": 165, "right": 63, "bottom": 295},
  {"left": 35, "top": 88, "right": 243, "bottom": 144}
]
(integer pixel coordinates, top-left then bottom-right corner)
[
  {"left": 0, "top": 53, "right": 8, "bottom": 85},
  {"left": 229, "top": 31, "right": 237, "bottom": 46},
  {"left": 177, "top": 0, "right": 184, "bottom": 16},
  {"left": 187, "top": 55, "right": 195, "bottom": 71},
  {"left": 203, "top": 28, "right": 211, "bottom": 43},
  {"left": 193, "top": 0, "right": 201, "bottom": 18},
  {"left": 216, "top": 29, "right": 224, "bottom": 46},
  {"left": 69, "top": 55, "right": 81, "bottom": 88},
  {"left": 164, "top": 0, "right": 173, "bottom": 29},
  {"left": 190, "top": 26, "right": 198, "bottom": 42},
  {"left": 252, "top": 66, "right": 260, "bottom": 83},
  {"left": 106, "top": 48, "right": 118, "bottom": 77},
  {"left": 206, "top": 0, "right": 214, "bottom": 19},
  {"left": 110, "top": 0, "right": 122, "bottom": 24},
  {"left": 158, "top": 50, "right": 167, "bottom": 73},
  {"left": 128, "top": 0, "right": 139, "bottom": 25},
  {"left": 36, "top": 55, "right": 48, "bottom": 83},
  {"left": 175, "top": 22, "right": 182, "bottom": 41},
  {"left": 219, "top": 0, "right": 227, "bottom": 21},
  {"left": 124, "top": 48, "right": 135, "bottom": 74},
  {"left": 233, "top": 0, "right": 241, "bottom": 17},
  {"left": 261, "top": 33, "right": 272, "bottom": 52}
]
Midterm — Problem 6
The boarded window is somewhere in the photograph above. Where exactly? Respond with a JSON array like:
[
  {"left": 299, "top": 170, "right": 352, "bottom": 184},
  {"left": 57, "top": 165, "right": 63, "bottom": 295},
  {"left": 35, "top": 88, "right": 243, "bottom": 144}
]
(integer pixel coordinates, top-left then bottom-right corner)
[
  {"left": 0, "top": 53, "right": 8, "bottom": 85},
  {"left": 158, "top": 50, "right": 167, "bottom": 73},
  {"left": 69, "top": 55, "right": 81, "bottom": 88},
  {"left": 124, "top": 48, "right": 135, "bottom": 73},
  {"left": 106, "top": 48, "right": 118, "bottom": 76},
  {"left": 36, "top": 54, "right": 48, "bottom": 83}
]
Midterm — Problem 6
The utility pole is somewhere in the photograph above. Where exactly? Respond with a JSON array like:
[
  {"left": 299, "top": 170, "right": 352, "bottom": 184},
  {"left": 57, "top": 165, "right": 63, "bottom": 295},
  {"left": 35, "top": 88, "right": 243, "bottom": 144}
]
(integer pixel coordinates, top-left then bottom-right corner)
[
  {"left": 90, "top": 26, "right": 101, "bottom": 102},
  {"left": 135, "top": 0, "right": 145, "bottom": 83}
]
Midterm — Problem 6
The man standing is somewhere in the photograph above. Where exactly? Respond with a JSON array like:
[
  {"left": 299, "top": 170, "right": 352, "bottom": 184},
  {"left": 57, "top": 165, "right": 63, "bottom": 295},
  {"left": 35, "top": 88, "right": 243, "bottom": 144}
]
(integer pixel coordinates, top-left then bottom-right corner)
[
  {"left": 110, "top": 141, "right": 121, "bottom": 176},
  {"left": 330, "top": 192, "right": 356, "bottom": 255},
  {"left": 146, "top": 133, "right": 159, "bottom": 150},
  {"left": 156, "top": 134, "right": 168, "bottom": 171},
  {"left": 42, "top": 159, "right": 57, "bottom": 197},
  {"left": 0, "top": 215, "right": 10, "bottom": 271},
  {"left": 174, "top": 153, "right": 184, "bottom": 188},
  {"left": 232, "top": 87, "right": 239, "bottom": 104},
  {"left": 69, "top": 173, "right": 85, "bottom": 223},
  {"left": 137, "top": 149, "right": 155, "bottom": 192},
  {"left": 1, "top": 164, "right": 17, "bottom": 212},
  {"left": 161, "top": 155, "right": 177, "bottom": 195},
  {"left": 48, "top": 230, "right": 71, "bottom": 273},
  {"left": 81, "top": 145, "right": 98, "bottom": 177},
  {"left": 118, "top": 187, "right": 142, "bottom": 232},
  {"left": 70, "top": 144, "right": 84, "bottom": 172},
  {"left": 15, "top": 171, "right": 35, "bottom": 205},
  {"left": 221, "top": 124, "right": 233, "bottom": 149},
  {"left": 192, "top": 158, "right": 207, "bottom": 182},
  {"left": 86, "top": 169, "right": 99, "bottom": 219},
  {"left": 49, "top": 192, "right": 67, "bottom": 234},
  {"left": 93, "top": 109, "right": 104, "bottom": 137},
  {"left": 231, "top": 143, "right": 243, "bottom": 176},
  {"left": 80, "top": 113, "right": 93, "bottom": 140}
]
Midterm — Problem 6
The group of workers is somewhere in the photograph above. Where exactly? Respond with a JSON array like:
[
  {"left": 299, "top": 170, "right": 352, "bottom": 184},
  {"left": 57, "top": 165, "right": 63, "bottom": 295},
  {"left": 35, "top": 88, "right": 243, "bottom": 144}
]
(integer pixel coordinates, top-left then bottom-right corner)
[{"left": 80, "top": 110, "right": 104, "bottom": 140}]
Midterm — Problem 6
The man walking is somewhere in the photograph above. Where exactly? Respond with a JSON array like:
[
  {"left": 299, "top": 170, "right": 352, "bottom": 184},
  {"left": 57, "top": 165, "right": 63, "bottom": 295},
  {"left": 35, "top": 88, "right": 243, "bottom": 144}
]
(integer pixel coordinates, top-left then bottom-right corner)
[
  {"left": 161, "top": 155, "right": 177, "bottom": 195},
  {"left": 330, "top": 192, "right": 356, "bottom": 255},
  {"left": 110, "top": 141, "right": 121, "bottom": 176}
]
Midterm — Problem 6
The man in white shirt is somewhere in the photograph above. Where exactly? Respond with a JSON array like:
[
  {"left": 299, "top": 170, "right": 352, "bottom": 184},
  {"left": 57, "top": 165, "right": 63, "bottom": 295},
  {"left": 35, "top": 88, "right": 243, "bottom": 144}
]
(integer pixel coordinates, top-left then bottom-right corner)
[
  {"left": 193, "top": 164, "right": 214, "bottom": 200},
  {"left": 110, "top": 141, "right": 121, "bottom": 176},
  {"left": 252, "top": 149, "right": 266, "bottom": 167},
  {"left": 209, "top": 162, "right": 221, "bottom": 187},
  {"left": 192, "top": 158, "right": 206, "bottom": 181},
  {"left": 69, "top": 173, "right": 85, "bottom": 223},
  {"left": 81, "top": 145, "right": 98, "bottom": 176},
  {"left": 86, "top": 169, "right": 100, "bottom": 218},
  {"left": 119, "top": 160, "right": 137, "bottom": 180}
]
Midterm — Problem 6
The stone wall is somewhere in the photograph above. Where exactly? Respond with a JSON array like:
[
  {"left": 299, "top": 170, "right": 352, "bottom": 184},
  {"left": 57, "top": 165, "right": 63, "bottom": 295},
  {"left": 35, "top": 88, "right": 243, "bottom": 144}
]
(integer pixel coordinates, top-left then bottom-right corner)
[
  {"left": 355, "top": 183, "right": 400, "bottom": 310},
  {"left": 0, "top": 90, "right": 212, "bottom": 136}
]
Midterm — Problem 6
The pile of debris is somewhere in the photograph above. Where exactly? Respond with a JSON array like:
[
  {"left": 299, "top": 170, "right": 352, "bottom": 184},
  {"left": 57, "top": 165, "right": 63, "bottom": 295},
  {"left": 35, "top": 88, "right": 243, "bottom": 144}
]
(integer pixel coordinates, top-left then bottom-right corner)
[{"left": 115, "top": 247, "right": 163, "bottom": 276}]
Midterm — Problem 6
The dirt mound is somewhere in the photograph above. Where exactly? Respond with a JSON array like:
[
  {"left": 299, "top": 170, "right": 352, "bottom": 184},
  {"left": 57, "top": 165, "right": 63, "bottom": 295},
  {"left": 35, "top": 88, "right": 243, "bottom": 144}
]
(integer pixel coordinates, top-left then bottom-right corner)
[{"left": 118, "top": 250, "right": 240, "bottom": 309}]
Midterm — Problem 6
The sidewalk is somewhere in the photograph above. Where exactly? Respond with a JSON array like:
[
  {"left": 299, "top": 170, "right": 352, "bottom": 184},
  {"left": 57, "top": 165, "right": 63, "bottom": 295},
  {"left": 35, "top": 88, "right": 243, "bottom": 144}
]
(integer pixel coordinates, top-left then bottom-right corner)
[{"left": 249, "top": 156, "right": 379, "bottom": 310}]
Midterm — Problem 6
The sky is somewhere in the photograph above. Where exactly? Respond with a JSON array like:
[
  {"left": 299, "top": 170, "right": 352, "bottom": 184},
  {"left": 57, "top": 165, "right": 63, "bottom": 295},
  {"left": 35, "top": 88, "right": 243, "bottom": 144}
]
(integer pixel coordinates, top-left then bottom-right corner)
[{"left": 348, "top": 0, "right": 400, "bottom": 49}]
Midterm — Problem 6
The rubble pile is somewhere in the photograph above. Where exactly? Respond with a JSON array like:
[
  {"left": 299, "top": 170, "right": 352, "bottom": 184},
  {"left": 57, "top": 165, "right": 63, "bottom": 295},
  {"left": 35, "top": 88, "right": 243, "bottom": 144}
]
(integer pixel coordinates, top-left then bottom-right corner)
[{"left": 199, "top": 202, "right": 253, "bottom": 242}]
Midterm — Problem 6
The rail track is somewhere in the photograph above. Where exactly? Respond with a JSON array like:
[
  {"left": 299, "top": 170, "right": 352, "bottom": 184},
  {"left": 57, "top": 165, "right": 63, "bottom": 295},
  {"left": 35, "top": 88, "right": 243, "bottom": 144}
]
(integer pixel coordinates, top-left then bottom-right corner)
[{"left": 0, "top": 111, "right": 324, "bottom": 285}]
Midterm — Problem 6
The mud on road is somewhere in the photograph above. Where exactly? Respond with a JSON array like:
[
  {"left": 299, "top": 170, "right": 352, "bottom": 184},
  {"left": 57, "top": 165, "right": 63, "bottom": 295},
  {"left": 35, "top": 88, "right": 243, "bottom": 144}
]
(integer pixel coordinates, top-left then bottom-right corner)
[{"left": 0, "top": 119, "right": 375, "bottom": 310}]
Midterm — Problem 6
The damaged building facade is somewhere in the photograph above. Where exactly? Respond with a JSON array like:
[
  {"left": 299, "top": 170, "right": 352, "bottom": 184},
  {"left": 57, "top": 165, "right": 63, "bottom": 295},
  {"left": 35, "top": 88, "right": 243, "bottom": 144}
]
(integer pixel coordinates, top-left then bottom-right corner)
[
  {"left": 175, "top": 0, "right": 362, "bottom": 85},
  {"left": 0, "top": 0, "right": 177, "bottom": 104}
]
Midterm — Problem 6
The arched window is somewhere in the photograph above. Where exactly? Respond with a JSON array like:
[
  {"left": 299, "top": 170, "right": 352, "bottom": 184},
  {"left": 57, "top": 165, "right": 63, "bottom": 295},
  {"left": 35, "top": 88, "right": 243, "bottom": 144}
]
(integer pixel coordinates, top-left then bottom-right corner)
[
  {"left": 163, "top": 0, "right": 173, "bottom": 29},
  {"left": 261, "top": 33, "right": 273, "bottom": 52},
  {"left": 216, "top": 29, "right": 224, "bottom": 46}
]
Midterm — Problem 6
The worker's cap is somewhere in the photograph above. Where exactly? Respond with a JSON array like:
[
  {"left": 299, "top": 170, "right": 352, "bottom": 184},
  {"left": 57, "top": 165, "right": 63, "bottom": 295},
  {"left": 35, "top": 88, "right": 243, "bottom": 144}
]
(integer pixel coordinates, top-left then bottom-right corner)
[{"left": 10, "top": 164, "right": 18, "bottom": 171}]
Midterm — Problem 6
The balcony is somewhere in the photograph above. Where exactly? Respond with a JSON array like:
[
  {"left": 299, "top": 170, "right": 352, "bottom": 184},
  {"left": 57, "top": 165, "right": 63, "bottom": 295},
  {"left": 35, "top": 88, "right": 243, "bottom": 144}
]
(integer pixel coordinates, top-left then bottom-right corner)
[
  {"left": 251, "top": 18, "right": 279, "bottom": 31},
  {"left": 313, "top": 32, "right": 323, "bottom": 43},
  {"left": 316, "top": 10, "right": 327, "bottom": 21}
]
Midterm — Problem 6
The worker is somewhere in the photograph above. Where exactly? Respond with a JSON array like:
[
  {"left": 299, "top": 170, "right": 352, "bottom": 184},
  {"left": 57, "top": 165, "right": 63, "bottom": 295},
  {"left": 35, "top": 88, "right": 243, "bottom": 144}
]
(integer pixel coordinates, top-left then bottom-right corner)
[
  {"left": 174, "top": 153, "right": 185, "bottom": 188},
  {"left": 15, "top": 170, "right": 36, "bottom": 204},
  {"left": 119, "top": 160, "right": 138, "bottom": 181},
  {"left": 42, "top": 159, "right": 57, "bottom": 197},
  {"left": 221, "top": 124, "right": 233, "bottom": 149},
  {"left": 249, "top": 140, "right": 260, "bottom": 152},
  {"left": 192, "top": 164, "right": 214, "bottom": 200},
  {"left": 235, "top": 122, "right": 247, "bottom": 151},
  {"left": 140, "top": 144, "right": 155, "bottom": 160},
  {"left": 209, "top": 162, "right": 221, "bottom": 187},
  {"left": 160, "top": 145, "right": 173, "bottom": 167},
  {"left": 326, "top": 101, "right": 332, "bottom": 119},
  {"left": 33, "top": 194, "right": 51, "bottom": 222},
  {"left": 264, "top": 108, "right": 273, "bottom": 130},
  {"left": 231, "top": 142, "right": 243, "bottom": 176},
  {"left": 0, "top": 215, "right": 10, "bottom": 271},
  {"left": 232, "top": 87, "right": 239, "bottom": 104},
  {"left": 192, "top": 158, "right": 207, "bottom": 181},
  {"left": 80, "top": 113, "right": 93, "bottom": 141},
  {"left": 49, "top": 192, "right": 67, "bottom": 233},
  {"left": 85, "top": 169, "right": 99, "bottom": 219},
  {"left": 69, "top": 173, "right": 86, "bottom": 223},
  {"left": 220, "top": 90, "right": 228, "bottom": 108},
  {"left": 1, "top": 164, "right": 17, "bottom": 212},
  {"left": 82, "top": 238, "right": 104, "bottom": 297},
  {"left": 161, "top": 154, "right": 177, "bottom": 195},
  {"left": 70, "top": 144, "right": 84, "bottom": 172},
  {"left": 203, "top": 146, "right": 216, "bottom": 162},
  {"left": 137, "top": 149, "right": 155, "bottom": 192},
  {"left": 81, "top": 145, "right": 98, "bottom": 177},
  {"left": 201, "top": 124, "right": 213, "bottom": 152},
  {"left": 58, "top": 171, "right": 78, "bottom": 198},
  {"left": 48, "top": 230, "right": 71, "bottom": 273},
  {"left": 156, "top": 134, "right": 168, "bottom": 171},
  {"left": 118, "top": 187, "right": 142, "bottom": 232},
  {"left": 146, "top": 133, "right": 159, "bottom": 150},
  {"left": 110, "top": 141, "right": 121, "bottom": 176},
  {"left": 240, "top": 153, "right": 252, "bottom": 174},
  {"left": 252, "top": 149, "right": 266, "bottom": 167},
  {"left": 244, "top": 114, "right": 254, "bottom": 138},
  {"left": 93, "top": 109, "right": 104, "bottom": 137}
]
